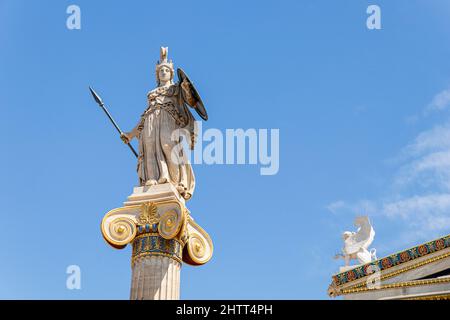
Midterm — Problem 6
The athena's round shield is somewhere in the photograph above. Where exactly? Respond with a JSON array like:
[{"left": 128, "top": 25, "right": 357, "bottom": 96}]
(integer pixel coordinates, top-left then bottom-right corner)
[{"left": 177, "top": 68, "right": 208, "bottom": 121}]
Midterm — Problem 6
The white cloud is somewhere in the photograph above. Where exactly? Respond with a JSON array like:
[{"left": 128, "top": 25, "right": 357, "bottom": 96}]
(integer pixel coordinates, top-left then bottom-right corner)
[
  {"left": 382, "top": 194, "right": 450, "bottom": 227},
  {"left": 425, "top": 87, "right": 450, "bottom": 113},
  {"left": 405, "top": 87, "right": 450, "bottom": 124},
  {"left": 401, "top": 122, "right": 450, "bottom": 157},
  {"left": 328, "top": 88, "right": 450, "bottom": 243},
  {"left": 383, "top": 128, "right": 450, "bottom": 232},
  {"left": 327, "top": 193, "right": 450, "bottom": 244},
  {"left": 395, "top": 150, "right": 450, "bottom": 190},
  {"left": 326, "top": 200, "right": 346, "bottom": 215},
  {"left": 326, "top": 199, "right": 378, "bottom": 216}
]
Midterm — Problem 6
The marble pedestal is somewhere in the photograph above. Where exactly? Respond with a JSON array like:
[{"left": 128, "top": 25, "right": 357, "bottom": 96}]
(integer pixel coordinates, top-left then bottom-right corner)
[{"left": 101, "top": 183, "right": 213, "bottom": 300}]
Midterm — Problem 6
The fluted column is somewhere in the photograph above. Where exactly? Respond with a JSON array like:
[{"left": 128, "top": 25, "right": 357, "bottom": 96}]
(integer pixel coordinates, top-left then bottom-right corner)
[{"left": 130, "top": 231, "right": 183, "bottom": 300}]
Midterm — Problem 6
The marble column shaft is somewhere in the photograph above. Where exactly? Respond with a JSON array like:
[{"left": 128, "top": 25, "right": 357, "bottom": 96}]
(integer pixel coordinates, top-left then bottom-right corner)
[{"left": 130, "top": 255, "right": 181, "bottom": 300}]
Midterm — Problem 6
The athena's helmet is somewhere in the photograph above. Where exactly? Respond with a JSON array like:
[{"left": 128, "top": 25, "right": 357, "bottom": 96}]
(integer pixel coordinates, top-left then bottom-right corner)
[{"left": 155, "top": 47, "right": 174, "bottom": 85}]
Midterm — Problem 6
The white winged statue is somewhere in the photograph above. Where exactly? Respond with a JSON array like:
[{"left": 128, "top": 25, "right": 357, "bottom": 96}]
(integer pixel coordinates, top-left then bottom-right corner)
[{"left": 334, "top": 216, "right": 377, "bottom": 270}]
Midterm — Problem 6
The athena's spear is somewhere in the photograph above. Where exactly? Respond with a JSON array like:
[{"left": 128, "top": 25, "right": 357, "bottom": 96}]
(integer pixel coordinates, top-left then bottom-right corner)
[{"left": 88, "top": 86, "right": 138, "bottom": 158}]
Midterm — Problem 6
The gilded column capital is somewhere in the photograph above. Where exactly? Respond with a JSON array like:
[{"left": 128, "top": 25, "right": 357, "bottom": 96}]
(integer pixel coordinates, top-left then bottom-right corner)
[{"left": 101, "top": 183, "right": 213, "bottom": 266}]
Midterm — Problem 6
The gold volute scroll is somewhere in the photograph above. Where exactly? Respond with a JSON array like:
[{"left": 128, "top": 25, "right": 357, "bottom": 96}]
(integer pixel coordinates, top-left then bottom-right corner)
[
  {"left": 189, "top": 234, "right": 206, "bottom": 259},
  {"left": 106, "top": 216, "right": 137, "bottom": 249},
  {"left": 158, "top": 209, "right": 183, "bottom": 240},
  {"left": 183, "top": 217, "right": 213, "bottom": 266}
]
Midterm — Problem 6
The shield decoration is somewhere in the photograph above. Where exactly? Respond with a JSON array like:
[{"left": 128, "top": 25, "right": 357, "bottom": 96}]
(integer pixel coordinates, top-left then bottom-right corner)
[{"left": 177, "top": 68, "right": 208, "bottom": 121}]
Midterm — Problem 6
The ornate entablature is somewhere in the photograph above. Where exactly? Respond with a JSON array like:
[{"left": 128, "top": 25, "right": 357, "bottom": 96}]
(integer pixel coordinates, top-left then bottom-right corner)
[{"left": 328, "top": 234, "right": 450, "bottom": 300}]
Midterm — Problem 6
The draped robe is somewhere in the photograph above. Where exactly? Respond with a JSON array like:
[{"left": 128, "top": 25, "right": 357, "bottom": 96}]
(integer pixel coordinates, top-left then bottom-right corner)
[{"left": 134, "top": 83, "right": 196, "bottom": 199}]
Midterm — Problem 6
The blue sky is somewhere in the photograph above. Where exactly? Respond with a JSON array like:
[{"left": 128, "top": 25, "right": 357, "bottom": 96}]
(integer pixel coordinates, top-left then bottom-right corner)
[{"left": 1, "top": 0, "right": 450, "bottom": 299}]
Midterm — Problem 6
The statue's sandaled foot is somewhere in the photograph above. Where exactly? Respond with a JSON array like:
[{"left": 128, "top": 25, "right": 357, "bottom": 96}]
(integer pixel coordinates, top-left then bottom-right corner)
[
  {"left": 176, "top": 185, "right": 185, "bottom": 194},
  {"left": 176, "top": 183, "right": 191, "bottom": 200},
  {"left": 158, "top": 177, "right": 168, "bottom": 184},
  {"left": 145, "top": 179, "right": 157, "bottom": 186}
]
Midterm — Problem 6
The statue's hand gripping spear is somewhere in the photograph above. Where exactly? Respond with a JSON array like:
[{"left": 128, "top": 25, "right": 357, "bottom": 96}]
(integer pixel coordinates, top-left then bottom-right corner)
[{"left": 88, "top": 86, "right": 138, "bottom": 158}]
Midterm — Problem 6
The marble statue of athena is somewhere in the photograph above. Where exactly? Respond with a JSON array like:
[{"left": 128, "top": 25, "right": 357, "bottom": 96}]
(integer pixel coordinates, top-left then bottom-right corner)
[
  {"left": 121, "top": 47, "right": 207, "bottom": 200},
  {"left": 99, "top": 47, "right": 213, "bottom": 300}
]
